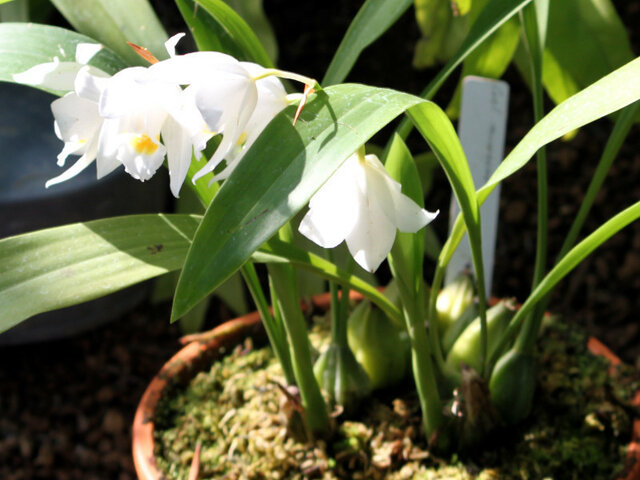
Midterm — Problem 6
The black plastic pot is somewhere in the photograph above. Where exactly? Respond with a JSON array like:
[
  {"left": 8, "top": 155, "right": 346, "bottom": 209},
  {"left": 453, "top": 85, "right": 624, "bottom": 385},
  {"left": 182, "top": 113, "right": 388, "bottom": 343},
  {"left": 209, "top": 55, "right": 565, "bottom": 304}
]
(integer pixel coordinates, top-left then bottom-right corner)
[{"left": 0, "top": 82, "right": 169, "bottom": 344}]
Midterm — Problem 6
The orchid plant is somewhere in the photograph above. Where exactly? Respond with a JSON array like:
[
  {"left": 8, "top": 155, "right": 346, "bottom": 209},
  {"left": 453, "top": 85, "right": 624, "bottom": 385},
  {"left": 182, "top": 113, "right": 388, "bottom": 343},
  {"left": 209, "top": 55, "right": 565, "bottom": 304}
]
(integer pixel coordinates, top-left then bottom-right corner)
[{"left": 1, "top": 0, "right": 640, "bottom": 456}]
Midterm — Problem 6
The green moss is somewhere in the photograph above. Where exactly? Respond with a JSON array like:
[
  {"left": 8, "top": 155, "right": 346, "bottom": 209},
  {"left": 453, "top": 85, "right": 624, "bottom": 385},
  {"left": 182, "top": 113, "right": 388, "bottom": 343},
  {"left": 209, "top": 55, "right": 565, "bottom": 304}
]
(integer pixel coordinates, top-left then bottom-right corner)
[{"left": 153, "top": 319, "right": 638, "bottom": 479}]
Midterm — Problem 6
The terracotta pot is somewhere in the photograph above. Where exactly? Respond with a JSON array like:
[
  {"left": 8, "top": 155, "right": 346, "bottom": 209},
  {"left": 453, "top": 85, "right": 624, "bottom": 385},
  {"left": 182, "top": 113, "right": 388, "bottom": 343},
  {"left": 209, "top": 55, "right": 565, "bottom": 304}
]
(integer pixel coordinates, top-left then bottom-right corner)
[
  {"left": 132, "top": 291, "right": 336, "bottom": 479},
  {"left": 132, "top": 296, "right": 640, "bottom": 480}
]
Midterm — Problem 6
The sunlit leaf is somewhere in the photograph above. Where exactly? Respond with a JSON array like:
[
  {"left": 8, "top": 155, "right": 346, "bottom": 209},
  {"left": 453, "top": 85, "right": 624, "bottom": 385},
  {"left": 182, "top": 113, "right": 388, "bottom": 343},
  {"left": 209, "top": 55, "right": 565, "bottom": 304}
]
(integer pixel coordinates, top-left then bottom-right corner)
[
  {"left": 542, "top": 0, "right": 633, "bottom": 106},
  {"left": 442, "top": 56, "right": 640, "bottom": 272},
  {"left": 224, "top": 0, "right": 278, "bottom": 62},
  {"left": 50, "top": 0, "right": 168, "bottom": 66},
  {"left": 0, "top": 23, "right": 127, "bottom": 95},
  {"left": 323, "top": 0, "right": 413, "bottom": 85},
  {"left": 172, "top": 84, "right": 424, "bottom": 320},
  {"left": 175, "top": 0, "right": 273, "bottom": 66},
  {"left": 0, "top": 214, "right": 200, "bottom": 333}
]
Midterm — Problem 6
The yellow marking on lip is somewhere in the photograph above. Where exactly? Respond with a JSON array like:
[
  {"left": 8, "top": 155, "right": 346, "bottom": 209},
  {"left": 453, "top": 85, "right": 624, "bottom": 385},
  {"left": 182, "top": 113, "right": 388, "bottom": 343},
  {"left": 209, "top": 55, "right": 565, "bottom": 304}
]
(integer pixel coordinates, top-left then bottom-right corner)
[
  {"left": 131, "top": 134, "right": 158, "bottom": 155},
  {"left": 236, "top": 131, "right": 248, "bottom": 147}
]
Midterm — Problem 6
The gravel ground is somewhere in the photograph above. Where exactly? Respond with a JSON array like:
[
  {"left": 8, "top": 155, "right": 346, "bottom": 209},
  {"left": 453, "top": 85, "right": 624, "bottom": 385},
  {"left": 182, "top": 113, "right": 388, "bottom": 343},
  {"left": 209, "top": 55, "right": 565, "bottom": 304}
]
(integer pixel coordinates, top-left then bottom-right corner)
[{"left": 1, "top": 1, "right": 639, "bottom": 478}]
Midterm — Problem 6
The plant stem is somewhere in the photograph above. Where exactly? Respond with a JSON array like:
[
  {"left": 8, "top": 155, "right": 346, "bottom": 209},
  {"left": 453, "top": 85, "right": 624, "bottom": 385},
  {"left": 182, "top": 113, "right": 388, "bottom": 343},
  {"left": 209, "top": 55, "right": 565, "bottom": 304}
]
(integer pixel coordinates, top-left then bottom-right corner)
[
  {"left": 425, "top": 264, "right": 446, "bottom": 372},
  {"left": 268, "top": 262, "right": 331, "bottom": 436},
  {"left": 241, "top": 263, "right": 295, "bottom": 384},
  {"left": 388, "top": 256, "right": 442, "bottom": 438},
  {"left": 185, "top": 165, "right": 299, "bottom": 392},
  {"left": 327, "top": 251, "right": 350, "bottom": 348},
  {"left": 491, "top": 200, "right": 640, "bottom": 370},
  {"left": 466, "top": 226, "right": 489, "bottom": 375},
  {"left": 268, "top": 224, "right": 330, "bottom": 437},
  {"left": 517, "top": 100, "right": 640, "bottom": 351},
  {"left": 253, "top": 68, "right": 317, "bottom": 87},
  {"left": 515, "top": 3, "right": 548, "bottom": 354},
  {"left": 404, "top": 282, "right": 443, "bottom": 438}
]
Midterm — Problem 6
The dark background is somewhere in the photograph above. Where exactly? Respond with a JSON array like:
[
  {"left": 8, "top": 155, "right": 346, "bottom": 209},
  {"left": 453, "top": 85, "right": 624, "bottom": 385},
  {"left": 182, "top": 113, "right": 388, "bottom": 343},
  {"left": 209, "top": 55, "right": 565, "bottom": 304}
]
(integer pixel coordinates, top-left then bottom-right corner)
[{"left": 1, "top": 1, "right": 639, "bottom": 478}]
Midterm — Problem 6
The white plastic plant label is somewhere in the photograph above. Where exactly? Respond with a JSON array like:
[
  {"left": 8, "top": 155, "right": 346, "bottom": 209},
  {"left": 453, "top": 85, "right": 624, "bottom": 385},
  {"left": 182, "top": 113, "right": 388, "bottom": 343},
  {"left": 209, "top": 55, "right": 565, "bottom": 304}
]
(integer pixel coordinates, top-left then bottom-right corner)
[{"left": 445, "top": 76, "right": 510, "bottom": 296}]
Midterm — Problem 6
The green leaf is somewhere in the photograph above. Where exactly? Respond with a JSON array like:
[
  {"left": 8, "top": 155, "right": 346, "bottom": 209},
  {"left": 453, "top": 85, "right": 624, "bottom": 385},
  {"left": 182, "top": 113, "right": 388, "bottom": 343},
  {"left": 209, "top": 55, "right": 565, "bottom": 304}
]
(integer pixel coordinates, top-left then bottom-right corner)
[
  {"left": 408, "top": 103, "right": 478, "bottom": 228},
  {"left": 0, "top": 23, "right": 127, "bottom": 95},
  {"left": 446, "top": 16, "right": 520, "bottom": 118},
  {"left": 175, "top": 0, "right": 273, "bottom": 67},
  {"left": 0, "top": 0, "right": 27, "bottom": 21},
  {"left": 408, "top": 101, "right": 490, "bottom": 370},
  {"left": 491, "top": 200, "right": 640, "bottom": 367},
  {"left": 385, "top": 134, "right": 425, "bottom": 293},
  {"left": 443, "top": 55, "right": 640, "bottom": 277},
  {"left": 175, "top": 0, "right": 245, "bottom": 59},
  {"left": 422, "top": 0, "right": 533, "bottom": 100},
  {"left": 412, "top": 0, "right": 460, "bottom": 69},
  {"left": 480, "top": 55, "right": 640, "bottom": 203},
  {"left": 397, "top": 0, "right": 532, "bottom": 139},
  {"left": 223, "top": 0, "right": 278, "bottom": 62},
  {"left": 253, "top": 241, "right": 401, "bottom": 325},
  {"left": 542, "top": 0, "right": 633, "bottom": 106},
  {"left": 0, "top": 0, "right": 17, "bottom": 5},
  {"left": 0, "top": 214, "right": 200, "bottom": 334},
  {"left": 172, "top": 84, "right": 424, "bottom": 320},
  {"left": 50, "top": 0, "right": 168, "bottom": 66},
  {"left": 322, "top": 0, "right": 413, "bottom": 85}
]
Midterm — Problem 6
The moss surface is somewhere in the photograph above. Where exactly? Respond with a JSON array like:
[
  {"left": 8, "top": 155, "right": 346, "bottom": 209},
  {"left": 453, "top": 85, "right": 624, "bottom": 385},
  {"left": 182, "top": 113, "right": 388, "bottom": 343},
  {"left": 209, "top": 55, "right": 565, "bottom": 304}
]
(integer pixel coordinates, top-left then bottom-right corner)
[{"left": 153, "top": 318, "right": 639, "bottom": 479}]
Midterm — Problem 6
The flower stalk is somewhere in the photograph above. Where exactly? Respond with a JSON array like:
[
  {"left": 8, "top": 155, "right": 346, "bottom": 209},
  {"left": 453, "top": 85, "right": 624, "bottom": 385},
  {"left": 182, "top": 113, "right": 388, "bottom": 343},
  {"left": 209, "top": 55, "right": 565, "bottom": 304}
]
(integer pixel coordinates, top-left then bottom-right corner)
[{"left": 268, "top": 225, "right": 330, "bottom": 437}]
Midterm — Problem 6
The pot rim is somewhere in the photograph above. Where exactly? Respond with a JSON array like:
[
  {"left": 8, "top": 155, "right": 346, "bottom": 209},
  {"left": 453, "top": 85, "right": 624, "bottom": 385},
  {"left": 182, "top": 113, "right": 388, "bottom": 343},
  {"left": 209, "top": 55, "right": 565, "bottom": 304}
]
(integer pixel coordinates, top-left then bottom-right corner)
[
  {"left": 132, "top": 291, "right": 337, "bottom": 479},
  {"left": 132, "top": 295, "right": 640, "bottom": 480}
]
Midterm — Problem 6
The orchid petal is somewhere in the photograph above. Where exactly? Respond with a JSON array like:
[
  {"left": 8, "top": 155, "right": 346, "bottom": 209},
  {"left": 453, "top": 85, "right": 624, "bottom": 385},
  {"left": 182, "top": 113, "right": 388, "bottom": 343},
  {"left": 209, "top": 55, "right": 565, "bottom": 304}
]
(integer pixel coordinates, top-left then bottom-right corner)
[
  {"left": 164, "top": 33, "right": 186, "bottom": 58},
  {"left": 345, "top": 188, "right": 397, "bottom": 273},
  {"left": 75, "top": 43, "right": 103, "bottom": 65},
  {"left": 74, "top": 66, "right": 109, "bottom": 103},
  {"left": 162, "top": 116, "right": 193, "bottom": 197},
  {"left": 51, "top": 93, "right": 102, "bottom": 166},
  {"left": 148, "top": 51, "right": 243, "bottom": 85},
  {"left": 116, "top": 133, "right": 166, "bottom": 181},
  {"left": 45, "top": 134, "right": 99, "bottom": 187}
]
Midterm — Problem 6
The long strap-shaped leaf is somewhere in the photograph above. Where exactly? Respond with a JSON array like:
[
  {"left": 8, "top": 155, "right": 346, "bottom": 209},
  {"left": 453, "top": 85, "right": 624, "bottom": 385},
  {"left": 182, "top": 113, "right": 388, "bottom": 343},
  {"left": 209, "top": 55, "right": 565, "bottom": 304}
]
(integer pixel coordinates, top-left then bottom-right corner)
[
  {"left": 489, "top": 199, "right": 640, "bottom": 369},
  {"left": 395, "top": 0, "right": 532, "bottom": 140},
  {"left": 0, "top": 211, "right": 404, "bottom": 334},
  {"left": 175, "top": 0, "right": 273, "bottom": 67},
  {"left": 0, "top": 23, "right": 127, "bottom": 95},
  {"left": 322, "top": 0, "right": 413, "bottom": 86},
  {"left": 442, "top": 55, "right": 640, "bottom": 274},
  {"left": 0, "top": 214, "right": 200, "bottom": 333},
  {"left": 408, "top": 101, "right": 490, "bottom": 372},
  {"left": 50, "top": 0, "right": 168, "bottom": 66},
  {"left": 171, "top": 84, "right": 424, "bottom": 320},
  {"left": 254, "top": 240, "right": 401, "bottom": 325},
  {"left": 481, "top": 56, "right": 640, "bottom": 202}
]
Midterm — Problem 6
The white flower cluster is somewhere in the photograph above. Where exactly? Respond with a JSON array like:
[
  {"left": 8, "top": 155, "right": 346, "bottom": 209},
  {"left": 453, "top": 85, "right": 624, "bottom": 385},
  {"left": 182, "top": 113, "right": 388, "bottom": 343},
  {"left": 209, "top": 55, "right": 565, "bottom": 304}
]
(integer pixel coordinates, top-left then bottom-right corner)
[
  {"left": 16, "top": 35, "right": 438, "bottom": 272},
  {"left": 14, "top": 34, "right": 288, "bottom": 197}
]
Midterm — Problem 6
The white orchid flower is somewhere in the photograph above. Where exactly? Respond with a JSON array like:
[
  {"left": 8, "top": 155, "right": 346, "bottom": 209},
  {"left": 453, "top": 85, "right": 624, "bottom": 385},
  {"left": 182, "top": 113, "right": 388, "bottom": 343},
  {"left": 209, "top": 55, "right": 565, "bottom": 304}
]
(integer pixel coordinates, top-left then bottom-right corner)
[
  {"left": 208, "top": 61, "right": 288, "bottom": 181},
  {"left": 46, "top": 64, "right": 209, "bottom": 196},
  {"left": 149, "top": 34, "right": 313, "bottom": 183},
  {"left": 299, "top": 151, "right": 439, "bottom": 273},
  {"left": 11, "top": 44, "right": 111, "bottom": 188},
  {"left": 95, "top": 64, "right": 214, "bottom": 196},
  {"left": 149, "top": 51, "right": 259, "bottom": 182}
]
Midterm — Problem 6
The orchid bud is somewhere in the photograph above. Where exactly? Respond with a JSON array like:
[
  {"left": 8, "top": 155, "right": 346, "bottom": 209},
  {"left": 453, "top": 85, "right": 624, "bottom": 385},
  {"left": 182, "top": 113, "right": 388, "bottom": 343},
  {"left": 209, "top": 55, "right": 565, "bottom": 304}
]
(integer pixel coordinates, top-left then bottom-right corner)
[
  {"left": 347, "top": 301, "right": 410, "bottom": 390},
  {"left": 313, "top": 344, "right": 372, "bottom": 413},
  {"left": 445, "top": 299, "right": 516, "bottom": 383},
  {"left": 489, "top": 347, "right": 536, "bottom": 425},
  {"left": 441, "top": 300, "right": 479, "bottom": 353},
  {"left": 436, "top": 273, "right": 475, "bottom": 339}
]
